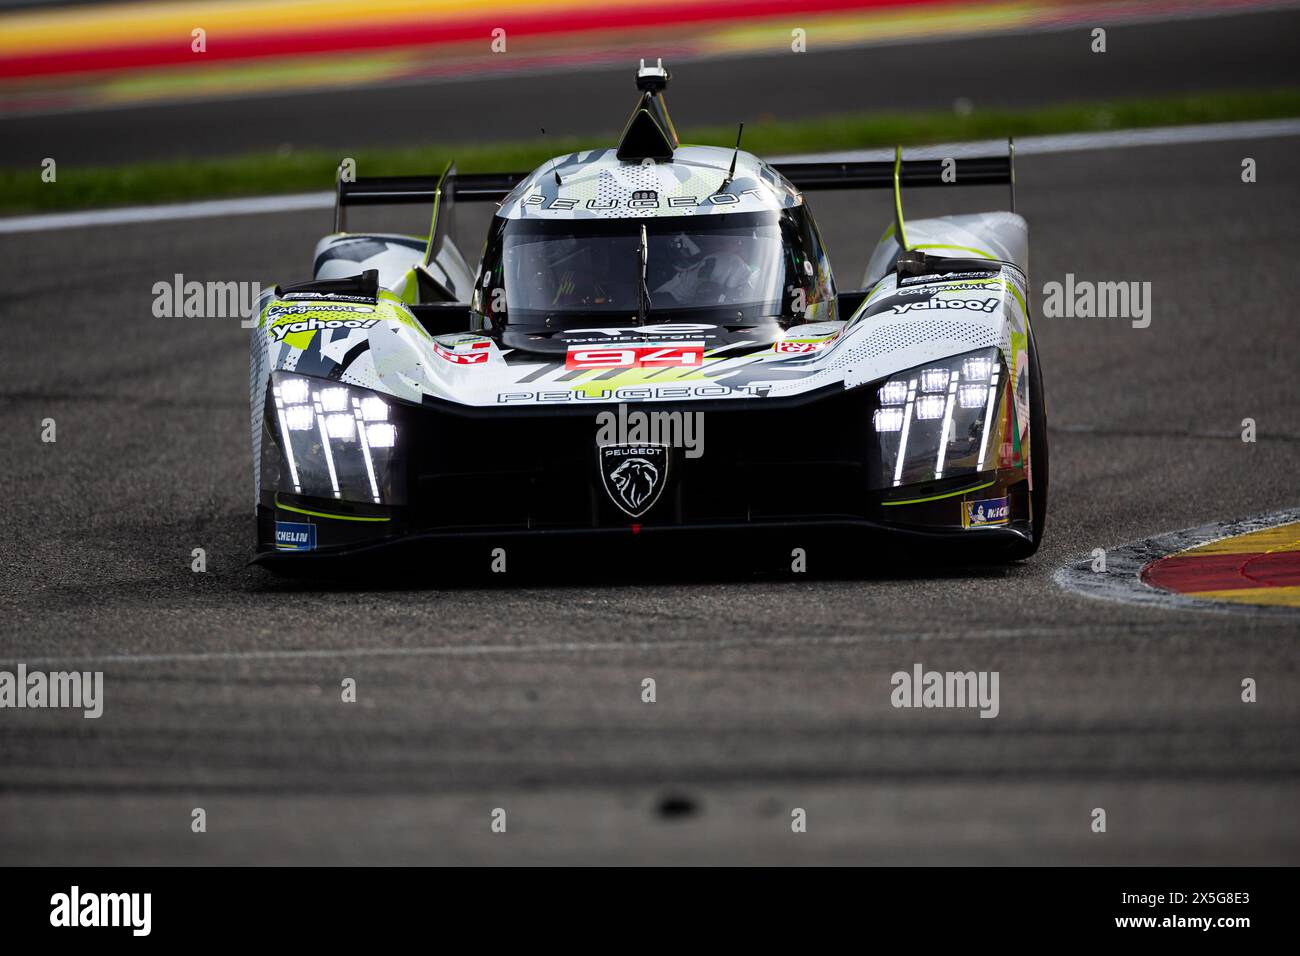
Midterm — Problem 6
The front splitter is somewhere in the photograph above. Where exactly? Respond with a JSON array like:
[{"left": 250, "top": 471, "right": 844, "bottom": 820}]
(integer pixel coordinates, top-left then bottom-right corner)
[{"left": 253, "top": 515, "right": 1032, "bottom": 570}]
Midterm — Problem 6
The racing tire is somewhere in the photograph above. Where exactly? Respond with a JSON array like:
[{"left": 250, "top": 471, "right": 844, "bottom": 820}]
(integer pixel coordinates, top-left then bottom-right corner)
[{"left": 1000, "top": 319, "right": 1049, "bottom": 561}]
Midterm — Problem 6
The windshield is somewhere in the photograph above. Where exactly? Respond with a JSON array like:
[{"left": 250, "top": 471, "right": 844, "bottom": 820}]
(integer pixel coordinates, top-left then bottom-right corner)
[{"left": 499, "top": 211, "right": 786, "bottom": 325}]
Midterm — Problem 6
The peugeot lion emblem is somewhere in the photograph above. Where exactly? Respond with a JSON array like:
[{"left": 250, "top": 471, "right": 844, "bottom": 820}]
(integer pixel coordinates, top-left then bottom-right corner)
[{"left": 598, "top": 444, "right": 670, "bottom": 518}]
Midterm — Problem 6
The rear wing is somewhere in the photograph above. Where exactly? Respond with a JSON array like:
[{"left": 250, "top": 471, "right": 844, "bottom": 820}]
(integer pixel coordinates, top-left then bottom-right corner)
[
  {"left": 773, "top": 140, "right": 1016, "bottom": 212},
  {"left": 333, "top": 170, "right": 528, "bottom": 232},
  {"left": 779, "top": 140, "right": 1016, "bottom": 257},
  {"left": 331, "top": 141, "right": 1015, "bottom": 282},
  {"left": 332, "top": 141, "right": 1015, "bottom": 231},
  {"left": 333, "top": 141, "right": 1014, "bottom": 228}
]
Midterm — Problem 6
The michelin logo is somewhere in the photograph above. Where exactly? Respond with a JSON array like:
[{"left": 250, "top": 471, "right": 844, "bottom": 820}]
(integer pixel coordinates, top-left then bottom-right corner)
[
  {"left": 275, "top": 521, "right": 316, "bottom": 550},
  {"left": 964, "top": 496, "right": 1009, "bottom": 528},
  {"left": 891, "top": 296, "right": 999, "bottom": 315}
]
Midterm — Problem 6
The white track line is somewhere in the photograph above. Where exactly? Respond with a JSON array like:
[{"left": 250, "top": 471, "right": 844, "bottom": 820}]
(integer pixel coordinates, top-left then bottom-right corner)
[
  {"left": 0, "top": 191, "right": 332, "bottom": 235},
  {"left": 3, "top": 118, "right": 1299, "bottom": 236},
  {"left": 773, "top": 118, "right": 1300, "bottom": 163}
]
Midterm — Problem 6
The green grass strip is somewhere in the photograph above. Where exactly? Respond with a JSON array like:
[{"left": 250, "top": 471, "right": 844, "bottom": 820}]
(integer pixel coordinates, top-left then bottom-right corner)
[{"left": 3, "top": 88, "right": 1297, "bottom": 215}]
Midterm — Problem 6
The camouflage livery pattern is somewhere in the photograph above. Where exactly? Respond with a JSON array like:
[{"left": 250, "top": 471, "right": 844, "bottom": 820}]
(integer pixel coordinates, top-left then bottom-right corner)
[
  {"left": 498, "top": 146, "right": 800, "bottom": 220},
  {"left": 248, "top": 211, "right": 1030, "bottom": 420}
]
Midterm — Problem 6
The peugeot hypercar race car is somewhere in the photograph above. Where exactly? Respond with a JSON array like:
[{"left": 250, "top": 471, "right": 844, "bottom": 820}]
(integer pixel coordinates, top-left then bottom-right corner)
[{"left": 249, "top": 61, "right": 1047, "bottom": 567}]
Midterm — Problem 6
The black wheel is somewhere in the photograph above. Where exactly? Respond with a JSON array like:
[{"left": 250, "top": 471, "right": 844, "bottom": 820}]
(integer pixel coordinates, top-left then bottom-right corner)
[{"left": 1002, "top": 319, "right": 1049, "bottom": 560}]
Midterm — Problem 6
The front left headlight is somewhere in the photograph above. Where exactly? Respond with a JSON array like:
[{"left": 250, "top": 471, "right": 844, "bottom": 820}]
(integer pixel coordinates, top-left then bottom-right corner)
[
  {"left": 869, "top": 347, "right": 1017, "bottom": 490},
  {"left": 267, "top": 371, "right": 407, "bottom": 505}
]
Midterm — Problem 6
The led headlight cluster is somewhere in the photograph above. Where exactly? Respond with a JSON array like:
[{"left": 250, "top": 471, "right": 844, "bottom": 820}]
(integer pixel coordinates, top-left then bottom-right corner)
[
  {"left": 871, "top": 347, "right": 1007, "bottom": 489},
  {"left": 269, "top": 372, "right": 405, "bottom": 505}
]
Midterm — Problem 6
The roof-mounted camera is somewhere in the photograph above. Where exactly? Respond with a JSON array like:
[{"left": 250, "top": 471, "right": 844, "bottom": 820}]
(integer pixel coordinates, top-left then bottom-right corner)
[{"left": 635, "top": 58, "right": 670, "bottom": 93}]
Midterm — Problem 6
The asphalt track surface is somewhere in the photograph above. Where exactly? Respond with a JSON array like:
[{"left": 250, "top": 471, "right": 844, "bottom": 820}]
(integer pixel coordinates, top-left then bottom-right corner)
[
  {"left": 2, "top": 118, "right": 1299, "bottom": 863},
  {"left": 2, "top": 6, "right": 1300, "bottom": 168}
]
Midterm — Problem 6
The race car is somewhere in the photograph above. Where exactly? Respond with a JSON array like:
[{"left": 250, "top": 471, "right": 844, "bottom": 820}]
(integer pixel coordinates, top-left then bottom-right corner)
[{"left": 249, "top": 60, "right": 1047, "bottom": 567}]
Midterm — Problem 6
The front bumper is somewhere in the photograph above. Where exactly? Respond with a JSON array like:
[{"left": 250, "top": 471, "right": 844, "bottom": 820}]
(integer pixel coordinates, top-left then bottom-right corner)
[{"left": 255, "top": 383, "right": 1033, "bottom": 565}]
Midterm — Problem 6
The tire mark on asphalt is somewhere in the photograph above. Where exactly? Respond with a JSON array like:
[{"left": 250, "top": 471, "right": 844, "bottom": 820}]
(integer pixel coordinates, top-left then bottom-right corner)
[{"left": 0, "top": 622, "right": 1229, "bottom": 667}]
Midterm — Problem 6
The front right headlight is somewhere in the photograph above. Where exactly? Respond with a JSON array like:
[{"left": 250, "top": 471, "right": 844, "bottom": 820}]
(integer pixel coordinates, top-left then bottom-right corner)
[
  {"left": 267, "top": 371, "right": 407, "bottom": 505},
  {"left": 869, "top": 347, "right": 1018, "bottom": 490}
]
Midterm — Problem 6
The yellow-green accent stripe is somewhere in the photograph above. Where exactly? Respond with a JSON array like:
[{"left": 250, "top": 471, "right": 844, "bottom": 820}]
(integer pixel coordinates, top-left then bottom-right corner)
[
  {"left": 882, "top": 479, "right": 995, "bottom": 507},
  {"left": 892, "top": 145, "right": 909, "bottom": 250},
  {"left": 275, "top": 498, "right": 391, "bottom": 522},
  {"left": 423, "top": 160, "right": 452, "bottom": 266},
  {"left": 913, "top": 243, "right": 997, "bottom": 260}
]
